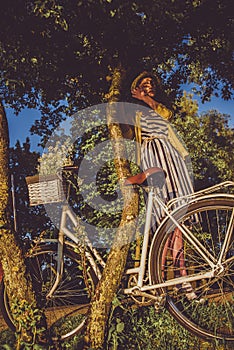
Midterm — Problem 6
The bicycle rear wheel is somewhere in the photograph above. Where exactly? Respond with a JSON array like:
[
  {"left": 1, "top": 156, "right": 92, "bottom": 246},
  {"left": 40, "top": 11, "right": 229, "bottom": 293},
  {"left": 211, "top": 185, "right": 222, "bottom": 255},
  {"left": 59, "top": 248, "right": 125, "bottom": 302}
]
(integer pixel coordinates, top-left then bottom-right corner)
[
  {"left": 0, "top": 244, "right": 98, "bottom": 340},
  {"left": 149, "top": 196, "right": 234, "bottom": 342}
]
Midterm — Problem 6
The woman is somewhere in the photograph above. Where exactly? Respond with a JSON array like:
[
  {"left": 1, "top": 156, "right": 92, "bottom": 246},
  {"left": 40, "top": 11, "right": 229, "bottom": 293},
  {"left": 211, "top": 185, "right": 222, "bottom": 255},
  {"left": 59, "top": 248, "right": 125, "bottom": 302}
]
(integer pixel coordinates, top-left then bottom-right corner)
[{"left": 131, "top": 71, "right": 197, "bottom": 299}]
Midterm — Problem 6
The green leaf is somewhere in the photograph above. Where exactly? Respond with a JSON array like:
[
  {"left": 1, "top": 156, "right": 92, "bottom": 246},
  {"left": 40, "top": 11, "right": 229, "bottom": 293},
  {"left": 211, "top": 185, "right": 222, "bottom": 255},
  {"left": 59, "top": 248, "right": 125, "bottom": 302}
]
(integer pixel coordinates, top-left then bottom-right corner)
[{"left": 116, "top": 321, "right": 125, "bottom": 333}]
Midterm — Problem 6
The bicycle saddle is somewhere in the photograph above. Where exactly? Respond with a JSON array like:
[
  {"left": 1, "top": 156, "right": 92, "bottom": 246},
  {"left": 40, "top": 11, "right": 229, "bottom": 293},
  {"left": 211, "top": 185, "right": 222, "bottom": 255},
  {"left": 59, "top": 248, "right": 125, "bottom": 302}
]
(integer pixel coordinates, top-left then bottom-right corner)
[{"left": 124, "top": 167, "right": 166, "bottom": 188}]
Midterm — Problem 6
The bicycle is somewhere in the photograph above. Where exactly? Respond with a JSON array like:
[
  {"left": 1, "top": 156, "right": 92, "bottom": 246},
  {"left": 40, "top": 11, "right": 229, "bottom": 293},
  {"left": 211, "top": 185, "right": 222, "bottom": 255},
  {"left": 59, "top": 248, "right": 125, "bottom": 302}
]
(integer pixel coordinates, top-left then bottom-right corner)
[{"left": 0, "top": 166, "right": 233, "bottom": 343}]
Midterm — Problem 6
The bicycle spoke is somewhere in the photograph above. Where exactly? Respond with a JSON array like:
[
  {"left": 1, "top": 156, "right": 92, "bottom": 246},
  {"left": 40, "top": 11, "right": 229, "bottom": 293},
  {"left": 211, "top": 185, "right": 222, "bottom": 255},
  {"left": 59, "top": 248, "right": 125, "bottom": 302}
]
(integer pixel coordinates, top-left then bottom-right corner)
[
  {"left": 150, "top": 197, "right": 234, "bottom": 341},
  {"left": 0, "top": 244, "right": 97, "bottom": 340}
]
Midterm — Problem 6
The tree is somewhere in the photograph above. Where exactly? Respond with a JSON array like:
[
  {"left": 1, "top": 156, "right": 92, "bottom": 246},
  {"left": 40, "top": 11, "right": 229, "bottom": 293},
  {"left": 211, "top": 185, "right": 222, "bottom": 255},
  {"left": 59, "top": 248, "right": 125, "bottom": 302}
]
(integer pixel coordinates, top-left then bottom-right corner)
[
  {"left": 83, "top": 66, "right": 140, "bottom": 348},
  {"left": 174, "top": 92, "right": 234, "bottom": 189},
  {"left": 0, "top": 1, "right": 233, "bottom": 347},
  {"left": 1, "top": 1, "right": 232, "bottom": 125},
  {"left": 9, "top": 138, "right": 53, "bottom": 241},
  {"left": 0, "top": 103, "right": 46, "bottom": 348}
]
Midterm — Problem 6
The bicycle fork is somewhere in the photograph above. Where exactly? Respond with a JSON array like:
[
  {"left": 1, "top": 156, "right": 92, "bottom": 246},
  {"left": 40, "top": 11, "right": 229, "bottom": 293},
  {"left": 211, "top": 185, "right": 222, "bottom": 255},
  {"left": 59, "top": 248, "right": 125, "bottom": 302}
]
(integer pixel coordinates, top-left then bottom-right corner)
[{"left": 46, "top": 204, "right": 104, "bottom": 299}]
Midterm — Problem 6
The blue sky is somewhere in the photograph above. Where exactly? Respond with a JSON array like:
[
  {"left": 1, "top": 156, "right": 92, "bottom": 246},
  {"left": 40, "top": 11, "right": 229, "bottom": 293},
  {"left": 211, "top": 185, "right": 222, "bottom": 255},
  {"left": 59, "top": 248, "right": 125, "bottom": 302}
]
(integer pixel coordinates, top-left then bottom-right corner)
[
  {"left": 7, "top": 107, "right": 42, "bottom": 151},
  {"left": 6, "top": 95, "right": 234, "bottom": 152}
]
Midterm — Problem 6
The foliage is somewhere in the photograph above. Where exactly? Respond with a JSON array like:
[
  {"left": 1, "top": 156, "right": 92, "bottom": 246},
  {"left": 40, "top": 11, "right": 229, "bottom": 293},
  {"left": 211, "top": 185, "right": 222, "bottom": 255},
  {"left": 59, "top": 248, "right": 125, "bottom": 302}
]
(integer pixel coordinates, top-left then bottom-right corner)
[
  {"left": 0, "top": 0, "right": 233, "bottom": 143},
  {"left": 9, "top": 139, "right": 55, "bottom": 243},
  {"left": 173, "top": 92, "right": 234, "bottom": 189},
  {"left": 1, "top": 299, "right": 234, "bottom": 349},
  {"left": 0, "top": 329, "right": 15, "bottom": 349},
  {"left": 50, "top": 301, "right": 234, "bottom": 350},
  {"left": 38, "top": 139, "right": 73, "bottom": 175},
  {"left": 109, "top": 306, "right": 233, "bottom": 350},
  {"left": 0, "top": 1, "right": 233, "bottom": 348},
  {"left": 11, "top": 299, "right": 46, "bottom": 350}
]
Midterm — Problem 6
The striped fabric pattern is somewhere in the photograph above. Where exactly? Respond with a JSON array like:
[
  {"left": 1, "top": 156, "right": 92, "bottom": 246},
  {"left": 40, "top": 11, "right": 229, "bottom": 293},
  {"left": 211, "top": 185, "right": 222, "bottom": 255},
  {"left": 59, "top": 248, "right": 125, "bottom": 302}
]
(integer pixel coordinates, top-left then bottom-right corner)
[{"left": 140, "top": 110, "right": 193, "bottom": 224}]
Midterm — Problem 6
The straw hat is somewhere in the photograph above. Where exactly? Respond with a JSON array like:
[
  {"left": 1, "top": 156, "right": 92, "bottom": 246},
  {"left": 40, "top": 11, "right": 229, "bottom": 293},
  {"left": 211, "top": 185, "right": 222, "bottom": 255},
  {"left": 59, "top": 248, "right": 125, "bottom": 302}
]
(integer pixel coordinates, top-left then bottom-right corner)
[{"left": 131, "top": 71, "right": 161, "bottom": 91}]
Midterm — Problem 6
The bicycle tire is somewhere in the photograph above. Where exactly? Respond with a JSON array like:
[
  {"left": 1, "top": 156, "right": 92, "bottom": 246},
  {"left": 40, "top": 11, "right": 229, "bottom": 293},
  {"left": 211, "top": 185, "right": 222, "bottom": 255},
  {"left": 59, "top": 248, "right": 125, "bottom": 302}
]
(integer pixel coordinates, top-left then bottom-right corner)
[
  {"left": 149, "top": 196, "right": 234, "bottom": 342},
  {"left": 0, "top": 243, "right": 98, "bottom": 340}
]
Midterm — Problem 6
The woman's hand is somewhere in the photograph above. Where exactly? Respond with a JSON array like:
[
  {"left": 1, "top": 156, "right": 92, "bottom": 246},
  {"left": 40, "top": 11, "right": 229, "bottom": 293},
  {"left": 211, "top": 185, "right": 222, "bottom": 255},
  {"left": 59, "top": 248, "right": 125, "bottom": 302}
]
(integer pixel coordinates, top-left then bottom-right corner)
[
  {"left": 131, "top": 87, "right": 162, "bottom": 113},
  {"left": 131, "top": 87, "right": 156, "bottom": 109},
  {"left": 131, "top": 87, "right": 145, "bottom": 101}
]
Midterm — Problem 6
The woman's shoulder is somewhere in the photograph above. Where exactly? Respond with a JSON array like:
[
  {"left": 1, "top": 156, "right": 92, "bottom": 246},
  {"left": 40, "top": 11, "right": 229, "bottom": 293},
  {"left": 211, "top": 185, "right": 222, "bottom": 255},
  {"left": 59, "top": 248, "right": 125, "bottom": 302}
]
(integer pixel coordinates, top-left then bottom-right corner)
[{"left": 154, "top": 103, "right": 173, "bottom": 120}]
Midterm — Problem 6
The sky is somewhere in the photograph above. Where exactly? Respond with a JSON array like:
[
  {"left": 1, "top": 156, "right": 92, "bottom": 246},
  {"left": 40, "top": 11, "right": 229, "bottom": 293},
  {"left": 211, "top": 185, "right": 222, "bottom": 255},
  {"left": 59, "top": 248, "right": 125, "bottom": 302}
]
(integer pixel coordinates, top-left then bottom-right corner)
[{"left": 6, "top": 94, "right": 234, "bottom": 153}]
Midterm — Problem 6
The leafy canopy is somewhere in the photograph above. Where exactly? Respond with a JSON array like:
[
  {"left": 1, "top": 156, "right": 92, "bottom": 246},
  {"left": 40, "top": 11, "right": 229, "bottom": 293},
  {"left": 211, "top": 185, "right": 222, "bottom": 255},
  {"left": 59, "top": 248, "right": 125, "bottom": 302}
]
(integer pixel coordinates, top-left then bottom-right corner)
[
  {"left": 174, "top": 92, "right": 234, "bottom": 188},
  {"left": 0, "top": 0, "right": 233, "bottom": 134}
]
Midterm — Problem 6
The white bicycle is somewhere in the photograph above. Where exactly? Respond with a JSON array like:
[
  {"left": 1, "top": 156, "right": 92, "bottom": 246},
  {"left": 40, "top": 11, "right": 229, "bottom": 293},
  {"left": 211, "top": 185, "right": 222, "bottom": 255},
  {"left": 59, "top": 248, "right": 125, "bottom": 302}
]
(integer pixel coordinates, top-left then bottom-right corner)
[{"left": 0, "top": 166, "right": 233, "bottom": 343}]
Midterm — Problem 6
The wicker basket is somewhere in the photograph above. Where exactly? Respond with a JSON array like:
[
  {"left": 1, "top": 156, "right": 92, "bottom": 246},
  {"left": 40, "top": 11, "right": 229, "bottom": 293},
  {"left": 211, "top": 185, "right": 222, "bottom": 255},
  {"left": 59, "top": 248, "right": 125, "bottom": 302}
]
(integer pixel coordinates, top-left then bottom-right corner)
[{"left": 26, "top": 174, "right": 65, "bottom": 206}]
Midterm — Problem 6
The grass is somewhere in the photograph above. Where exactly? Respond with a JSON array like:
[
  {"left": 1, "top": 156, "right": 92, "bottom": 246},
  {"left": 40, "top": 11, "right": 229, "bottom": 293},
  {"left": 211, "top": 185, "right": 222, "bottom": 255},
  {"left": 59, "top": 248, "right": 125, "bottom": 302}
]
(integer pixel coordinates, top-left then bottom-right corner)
[{"left": 0, "top": 305, "right": 233, "bottom": 349}]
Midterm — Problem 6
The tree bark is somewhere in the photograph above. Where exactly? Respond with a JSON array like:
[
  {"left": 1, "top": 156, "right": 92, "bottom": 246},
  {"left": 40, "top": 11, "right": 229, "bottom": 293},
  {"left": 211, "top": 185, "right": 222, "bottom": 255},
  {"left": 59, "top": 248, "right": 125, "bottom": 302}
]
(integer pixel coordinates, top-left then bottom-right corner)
[
  {"left": 84, "top": 67, "right": 139, "bottom": 348},
  {"left": 0, "top": 102, "right": 47, "bottom": 348}
]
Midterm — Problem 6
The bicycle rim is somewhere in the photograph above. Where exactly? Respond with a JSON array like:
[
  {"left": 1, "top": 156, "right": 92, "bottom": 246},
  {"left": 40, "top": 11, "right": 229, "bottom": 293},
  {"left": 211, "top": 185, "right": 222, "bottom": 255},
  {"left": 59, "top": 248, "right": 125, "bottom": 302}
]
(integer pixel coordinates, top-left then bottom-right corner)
[
  {"left": 150, "top": 197, "right": 234, "bottom": 342},
  {"left": 1, "top": 244, "right": 97, "bottom": 340}
]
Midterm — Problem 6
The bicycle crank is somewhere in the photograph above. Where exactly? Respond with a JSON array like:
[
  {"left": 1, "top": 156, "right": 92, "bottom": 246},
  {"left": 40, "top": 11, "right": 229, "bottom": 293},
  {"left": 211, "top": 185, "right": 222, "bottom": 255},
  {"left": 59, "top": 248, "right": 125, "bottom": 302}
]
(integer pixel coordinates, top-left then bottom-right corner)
[{"left": 127, "top": 275, "right": 166, "bottom": 307}]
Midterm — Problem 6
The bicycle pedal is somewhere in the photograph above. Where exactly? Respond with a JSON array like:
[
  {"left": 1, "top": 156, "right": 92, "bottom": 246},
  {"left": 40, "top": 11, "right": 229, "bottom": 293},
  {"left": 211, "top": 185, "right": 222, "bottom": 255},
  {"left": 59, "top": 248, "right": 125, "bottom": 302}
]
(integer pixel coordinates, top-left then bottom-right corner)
[
  {"left": 172, "top": 284, "right": 206, "bottom": 304},
  {"left": 154, "top": 295, "right": 165, "bottom": 313}
]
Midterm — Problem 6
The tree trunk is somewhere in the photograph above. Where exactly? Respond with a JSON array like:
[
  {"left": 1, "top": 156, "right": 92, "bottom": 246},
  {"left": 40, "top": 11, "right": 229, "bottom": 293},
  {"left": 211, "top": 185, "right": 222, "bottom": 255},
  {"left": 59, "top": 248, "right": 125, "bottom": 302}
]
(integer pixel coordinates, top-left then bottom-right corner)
[
  {"left": 0, "top": 102, "right": 47, "bottom": 348},
  {"left": 84, "top": 67, "right": 139, "bottom": 348}
]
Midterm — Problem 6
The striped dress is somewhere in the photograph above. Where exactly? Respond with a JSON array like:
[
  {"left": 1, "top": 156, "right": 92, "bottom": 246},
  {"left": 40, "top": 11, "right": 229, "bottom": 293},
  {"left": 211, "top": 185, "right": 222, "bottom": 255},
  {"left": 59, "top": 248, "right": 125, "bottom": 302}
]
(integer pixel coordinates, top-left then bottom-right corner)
[{"left": 139, "top": 109, "right": 194, "bottom": 223}]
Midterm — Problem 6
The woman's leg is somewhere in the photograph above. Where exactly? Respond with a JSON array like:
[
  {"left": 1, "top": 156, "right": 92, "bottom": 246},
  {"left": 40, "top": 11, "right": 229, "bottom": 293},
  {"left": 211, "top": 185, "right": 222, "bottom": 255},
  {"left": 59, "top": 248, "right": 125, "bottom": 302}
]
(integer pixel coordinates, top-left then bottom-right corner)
[
  {"left": 161, "top": 228, "right": 198, "bottom": 300},
  {"left": 171, "top": 228, "right": 198, "bottom": 300},
  {"left": 171, "top": 228, "right": 187, "bottom": 277},
  {"left": 161, "top": 228, "right": 186, "bottom": 278}
]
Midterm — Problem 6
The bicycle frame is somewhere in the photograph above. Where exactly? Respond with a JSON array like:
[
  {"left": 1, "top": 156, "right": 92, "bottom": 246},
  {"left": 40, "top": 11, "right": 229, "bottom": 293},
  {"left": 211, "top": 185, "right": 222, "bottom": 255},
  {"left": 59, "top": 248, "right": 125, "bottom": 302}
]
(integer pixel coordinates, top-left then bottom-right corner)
[
  {"left": 124, "top": 181, "right": 234, "bottom": 296},
  {"left": 36, "top": 180, "right": 233, "bottom": 301}
]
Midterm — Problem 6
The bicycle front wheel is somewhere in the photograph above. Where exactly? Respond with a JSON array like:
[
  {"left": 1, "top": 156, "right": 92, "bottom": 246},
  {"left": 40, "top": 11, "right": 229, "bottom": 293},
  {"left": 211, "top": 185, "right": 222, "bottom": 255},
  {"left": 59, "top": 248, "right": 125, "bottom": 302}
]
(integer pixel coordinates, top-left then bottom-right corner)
[
  {"left": 150, "top": 196, "right": 234, "bottom": 342},
  {"left": 0, "top": 244, "right": 98, "bottom": 340}
]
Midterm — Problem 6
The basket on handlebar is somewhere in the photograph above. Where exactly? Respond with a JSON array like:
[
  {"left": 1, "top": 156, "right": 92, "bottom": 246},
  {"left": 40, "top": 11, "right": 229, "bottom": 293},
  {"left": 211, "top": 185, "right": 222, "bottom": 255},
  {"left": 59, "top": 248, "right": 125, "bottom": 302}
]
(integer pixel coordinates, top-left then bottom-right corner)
[{"left": 26, "top": 174, "right": 65, "bottom": 206}]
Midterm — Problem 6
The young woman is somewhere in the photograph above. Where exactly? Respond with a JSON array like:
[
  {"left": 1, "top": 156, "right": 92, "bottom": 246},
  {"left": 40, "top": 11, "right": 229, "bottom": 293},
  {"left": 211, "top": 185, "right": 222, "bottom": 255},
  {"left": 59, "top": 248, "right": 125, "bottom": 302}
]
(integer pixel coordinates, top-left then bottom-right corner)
[{"left": 131, "top": 71, "right": 197, "bottom": 299}]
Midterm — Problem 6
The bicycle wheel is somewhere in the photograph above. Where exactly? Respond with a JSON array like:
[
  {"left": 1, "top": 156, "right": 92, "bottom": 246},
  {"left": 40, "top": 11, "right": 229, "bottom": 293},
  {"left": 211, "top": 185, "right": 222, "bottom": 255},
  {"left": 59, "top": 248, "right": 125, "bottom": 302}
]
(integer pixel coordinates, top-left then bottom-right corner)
[
  {"left": 149, "top": 196, "right": 234, "bottom": 342},
  {"left": 0, "top": 244, "right": 98, "bottom": 340}
]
